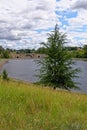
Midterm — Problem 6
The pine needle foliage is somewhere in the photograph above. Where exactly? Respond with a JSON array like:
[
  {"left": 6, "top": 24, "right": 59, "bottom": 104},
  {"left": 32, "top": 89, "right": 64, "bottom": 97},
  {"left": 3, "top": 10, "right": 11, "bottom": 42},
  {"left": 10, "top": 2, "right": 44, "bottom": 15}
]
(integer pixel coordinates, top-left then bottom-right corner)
[{"left": 37, "top": 24, "right": 80, "bottom": 90}]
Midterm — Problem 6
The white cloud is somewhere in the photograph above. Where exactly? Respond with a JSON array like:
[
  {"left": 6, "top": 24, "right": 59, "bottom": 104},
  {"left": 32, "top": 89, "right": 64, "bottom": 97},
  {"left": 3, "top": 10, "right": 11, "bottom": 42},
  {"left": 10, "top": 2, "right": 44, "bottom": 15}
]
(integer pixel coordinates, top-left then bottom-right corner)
[
  {"left": 0, "top": 0, "right": 87, "bottom": 49},
  {"left": 0, "top": 0, "right": 59, "bottom": 49},
  {"left": 56, "top": 0, "right": 87, "bottom": 46}
]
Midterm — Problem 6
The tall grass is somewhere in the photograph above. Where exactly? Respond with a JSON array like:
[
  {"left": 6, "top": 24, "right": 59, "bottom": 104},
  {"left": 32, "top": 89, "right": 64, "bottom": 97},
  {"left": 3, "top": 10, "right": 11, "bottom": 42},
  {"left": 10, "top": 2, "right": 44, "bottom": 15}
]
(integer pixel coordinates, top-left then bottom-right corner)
[{"left": 0, "top": 79, "right": 87, "bottom": 130}]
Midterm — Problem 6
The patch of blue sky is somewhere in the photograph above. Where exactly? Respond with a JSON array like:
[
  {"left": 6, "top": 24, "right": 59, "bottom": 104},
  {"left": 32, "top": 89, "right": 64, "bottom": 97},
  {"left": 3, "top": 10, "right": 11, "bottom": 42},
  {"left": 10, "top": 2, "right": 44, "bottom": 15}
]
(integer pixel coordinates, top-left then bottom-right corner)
[
  {"left": 81, "top": 25, "right": 87, "bottom": 32},
  {"left": 55, "top": 10, "right": 77, "bottom": 19},
  {"left": 35, "top": 27, "right": 54, "bottom": 33},
  {"left": 74, "top": 37, "right": 87, "bottom": 41},
  {"left": 59, "top": 18, "right": 68, "bottom": 27},
  {"left": 25, "top": 37, "right": 32, "bottom": 41},
  {"left": 70, "top": 25, "right": 87, "bottom": 33},
  {"left": 56, "top": 10, "right": 77, "bottom": 29},
  {"left": 15, "top": 42, "right": 22, "bottom": 45},
  {"left": 56, "top": 0, "right": 60, "bottom": 2},
  {"left": 65, "top": 10, "right": 77, "bottom": 19},
  {"left": 58, "top": 16, "right": 69, "bottom": 29},
  {"left": 71, "top": 29, "right": 85, "bottom": 33}
]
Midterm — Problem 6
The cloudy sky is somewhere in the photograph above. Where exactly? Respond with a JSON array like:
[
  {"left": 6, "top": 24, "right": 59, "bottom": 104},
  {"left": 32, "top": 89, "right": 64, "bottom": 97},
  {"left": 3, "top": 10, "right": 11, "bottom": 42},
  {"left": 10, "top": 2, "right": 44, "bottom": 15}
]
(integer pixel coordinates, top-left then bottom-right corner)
[{"left": 0, "top": 0, "right": 87, "bottom": 49}]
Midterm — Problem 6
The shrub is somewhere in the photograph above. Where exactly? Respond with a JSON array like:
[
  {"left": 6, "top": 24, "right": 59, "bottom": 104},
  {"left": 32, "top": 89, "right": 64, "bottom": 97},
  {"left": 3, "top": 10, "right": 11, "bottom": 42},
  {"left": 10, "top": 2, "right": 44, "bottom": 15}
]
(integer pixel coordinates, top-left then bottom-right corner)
[{"left": 2, "top": 69, "right": 8, "bottom": 80}]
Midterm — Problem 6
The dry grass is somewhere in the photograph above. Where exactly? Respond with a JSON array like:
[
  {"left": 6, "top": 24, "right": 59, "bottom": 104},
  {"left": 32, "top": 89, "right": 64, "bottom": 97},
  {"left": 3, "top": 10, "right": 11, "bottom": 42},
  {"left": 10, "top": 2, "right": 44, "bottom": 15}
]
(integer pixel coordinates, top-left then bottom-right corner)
[{"left": 0, "top": 79, "right": 87, "bottom": 130}]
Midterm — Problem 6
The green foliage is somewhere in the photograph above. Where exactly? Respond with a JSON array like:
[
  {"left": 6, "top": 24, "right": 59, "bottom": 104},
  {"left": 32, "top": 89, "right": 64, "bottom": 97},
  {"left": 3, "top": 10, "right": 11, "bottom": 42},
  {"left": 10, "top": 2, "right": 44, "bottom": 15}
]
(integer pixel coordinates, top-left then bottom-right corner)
[
  {"left": 0, "top": 46, "right": 10, "bottom": 58},
  {"left": 71, "top": 50, "right": 84, "bottom": 58},
  {"left": 35, "top": 46, "right": 47, "bottom": 54},
  {"left": 83, "top": 44, "right": 87, "bottom": 58},
  {"left": 37, "top": 24, "right": 80, "bottom": 90},
  {"left": 0, "top": 46, "right": 4, "bottom": 54},
  {"left": 65, "top": 46, "right": 78, "bottom": 51},
  {"left": 16, "top": 49, "right": 31, "bottom": 54},
  {"left": 1, "top": 50, "right": 10, "bottom": 58},
  {"left": 2, "top": 69, "right": 8, "bottom": 80}
]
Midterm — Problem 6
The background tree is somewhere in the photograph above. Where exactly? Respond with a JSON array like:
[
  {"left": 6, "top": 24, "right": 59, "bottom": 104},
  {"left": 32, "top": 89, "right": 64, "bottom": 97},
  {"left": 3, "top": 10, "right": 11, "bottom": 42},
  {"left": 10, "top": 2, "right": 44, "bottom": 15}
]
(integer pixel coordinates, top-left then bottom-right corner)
[
  {"left": 35, "top": 46, "right": 47, "bottom": 54},
  {"left": 37, "top": 25, "right": 80, "bottom": 90},
  {"left": 0, "top": 46, "right": 4, "bottom": 54},
  {"left": 83, "top": 44, "right": 87, "bottom": 58},
  {"left": 1, "top": 50, "right": 10, "bottom": 58}
]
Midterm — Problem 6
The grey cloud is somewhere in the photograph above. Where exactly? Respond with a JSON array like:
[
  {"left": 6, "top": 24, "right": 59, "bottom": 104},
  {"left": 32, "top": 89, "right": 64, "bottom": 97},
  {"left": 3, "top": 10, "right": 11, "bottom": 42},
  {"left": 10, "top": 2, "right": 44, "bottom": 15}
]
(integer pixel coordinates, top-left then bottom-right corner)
[
  {"left": 0, "top": 30, "right": 21, "bottom": 41},
  {"left": 0, "top": 20, "right": 7, "bottom": 24},
  {"left": 0, "top": 35, "right": 21, "bottom": 41},
  {"left": 36, "top": 1, "right": 51, "bottom": 11},
  {"left": 22, "top": 23, "right": 34, "bottom": 30},
  {"left": 36, "top": 4, "right": 48, "bottom": 10},
  {"left": 0, "top": 0, "right": 57, "bottom": 49},
  {"left": 72, "top": 0, "right": 87, "bottom": 10},
  {"left": 0, "top": 20, "right": 18, "bottom": 31}
]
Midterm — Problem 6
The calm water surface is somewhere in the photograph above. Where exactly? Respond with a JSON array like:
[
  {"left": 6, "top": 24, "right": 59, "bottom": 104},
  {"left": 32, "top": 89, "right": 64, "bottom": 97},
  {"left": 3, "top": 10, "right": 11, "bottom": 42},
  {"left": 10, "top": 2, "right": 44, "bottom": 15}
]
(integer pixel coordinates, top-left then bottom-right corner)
[
  {"left": 1, "top": 59, "right": 40, "bottom": 83},
  {"left": 1, "top": 59, "right": 87, "bottom": 93}
]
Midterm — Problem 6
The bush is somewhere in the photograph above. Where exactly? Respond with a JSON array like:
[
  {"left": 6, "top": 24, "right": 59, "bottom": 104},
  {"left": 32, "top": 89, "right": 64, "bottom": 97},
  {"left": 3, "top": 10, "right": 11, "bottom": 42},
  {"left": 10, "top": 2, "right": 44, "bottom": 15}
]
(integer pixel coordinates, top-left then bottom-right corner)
[{"left": 2, "top": 69, "right": 8, "bottom": 80}]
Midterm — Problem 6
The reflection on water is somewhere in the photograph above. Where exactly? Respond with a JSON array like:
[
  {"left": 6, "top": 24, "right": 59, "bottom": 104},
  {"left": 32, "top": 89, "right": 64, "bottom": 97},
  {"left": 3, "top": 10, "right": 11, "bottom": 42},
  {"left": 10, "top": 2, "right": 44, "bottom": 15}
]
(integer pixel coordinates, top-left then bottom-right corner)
[{"left": 1, "top": 59, "right": 87, "bottom": 93}]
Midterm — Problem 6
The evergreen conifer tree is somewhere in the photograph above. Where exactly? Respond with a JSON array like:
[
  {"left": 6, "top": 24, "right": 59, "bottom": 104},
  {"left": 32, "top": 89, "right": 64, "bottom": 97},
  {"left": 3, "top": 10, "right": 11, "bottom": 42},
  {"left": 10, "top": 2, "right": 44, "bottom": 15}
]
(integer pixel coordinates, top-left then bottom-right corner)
[{"left": 37, "top": 25, "right": 80, "bottom": 90}]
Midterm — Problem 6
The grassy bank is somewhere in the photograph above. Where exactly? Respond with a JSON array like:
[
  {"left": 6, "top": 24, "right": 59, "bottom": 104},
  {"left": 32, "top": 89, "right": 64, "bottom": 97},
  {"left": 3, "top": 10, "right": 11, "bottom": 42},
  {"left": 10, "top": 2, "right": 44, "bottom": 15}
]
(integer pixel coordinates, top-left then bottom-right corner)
[{"left": 0, "top": 79, "right": 87, "bottom": 130}]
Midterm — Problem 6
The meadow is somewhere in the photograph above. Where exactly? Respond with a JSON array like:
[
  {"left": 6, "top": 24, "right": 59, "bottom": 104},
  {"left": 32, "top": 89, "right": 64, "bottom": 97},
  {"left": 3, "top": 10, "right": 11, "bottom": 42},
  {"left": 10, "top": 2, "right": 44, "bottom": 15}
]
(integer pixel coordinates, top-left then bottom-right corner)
[{"left": 0, "top": 79, "right": 87, "bottom": 130}]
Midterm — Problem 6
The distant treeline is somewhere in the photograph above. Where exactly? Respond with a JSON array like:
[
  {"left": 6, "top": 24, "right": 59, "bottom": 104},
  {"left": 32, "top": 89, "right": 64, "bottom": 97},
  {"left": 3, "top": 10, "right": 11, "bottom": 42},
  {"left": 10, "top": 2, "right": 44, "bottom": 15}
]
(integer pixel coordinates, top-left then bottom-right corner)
[
  {"left": 0, "top": 46, "right": 10, "bottom": 58},
  {"left": 0, "top": 44, "right": 87, "bottom": 58},
  {"left": 34, "top": 45, "right": 87, "bottom": 58}
]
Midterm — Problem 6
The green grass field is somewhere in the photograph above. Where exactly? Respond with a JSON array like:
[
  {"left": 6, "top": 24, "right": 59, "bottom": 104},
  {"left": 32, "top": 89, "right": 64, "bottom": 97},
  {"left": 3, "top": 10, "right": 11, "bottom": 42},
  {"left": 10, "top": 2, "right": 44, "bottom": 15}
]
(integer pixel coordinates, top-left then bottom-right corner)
[{"left": 0, "top": 79, "right": 87, "bottom": 130}]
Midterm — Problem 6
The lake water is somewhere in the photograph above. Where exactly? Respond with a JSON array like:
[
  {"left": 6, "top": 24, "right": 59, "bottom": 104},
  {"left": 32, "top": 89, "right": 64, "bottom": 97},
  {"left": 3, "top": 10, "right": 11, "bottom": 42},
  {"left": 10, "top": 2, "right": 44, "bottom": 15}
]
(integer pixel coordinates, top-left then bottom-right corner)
[{"left": 1, "top": 59, "right": 87, "bottom": 93}]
